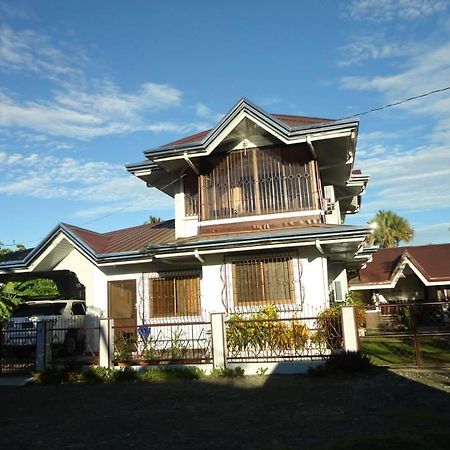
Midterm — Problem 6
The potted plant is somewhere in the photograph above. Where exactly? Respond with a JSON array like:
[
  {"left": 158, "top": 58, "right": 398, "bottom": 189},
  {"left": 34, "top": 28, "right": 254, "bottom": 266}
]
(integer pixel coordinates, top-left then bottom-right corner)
[
  {"left": 114, "top": 333, "right": 135, "bottom": 367},
  {"left": 139, "top": 336, "right": 157, "bottom": 366}
]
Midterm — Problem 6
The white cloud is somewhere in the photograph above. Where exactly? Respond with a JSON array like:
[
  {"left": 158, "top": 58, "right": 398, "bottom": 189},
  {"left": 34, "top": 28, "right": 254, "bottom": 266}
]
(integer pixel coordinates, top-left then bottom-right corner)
[
  {"left": 0, "top": 149, "right": 172, "bottom": 218},
  {"left": 341, "top": 41, "right": 450, "bottom": 146},
  {"left": 345, "top": 0, "right": 448, "bottom": 22},
  {"left": 356, "top": 144, "right": 450, "bottom": 215},
  {"left": 0, "top": 82, "right": 201, "bottom": 139},
  {"left": 413, "top": 222, "right": 450, "bottom": 245},
  {"left": 0, "top": 26, "right": 201, "bottom": 141},
  {"left": 0, "top": 25, "right": 83, "bottom": 82},
  {"left": 337, "top": 36, "right": 414, "bottom": 67},
  {"left": 195, "top": 102, "right": 222, "bottom": 123}
]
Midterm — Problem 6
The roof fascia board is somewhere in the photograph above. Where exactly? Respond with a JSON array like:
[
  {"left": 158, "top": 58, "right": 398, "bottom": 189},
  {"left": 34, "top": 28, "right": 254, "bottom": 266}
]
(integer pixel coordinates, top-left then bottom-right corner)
[
  {"left": 393, "top": 258, "right": 432, "bottom": 286},
  {"left": 350, "top": 278, "right": 450, "bottom": 290},
  {"left": 154, "top": 236, "right": 367, "bottom": 259},
  {"left": 151, "top": 228, "right": 370, "bottom": 256}
]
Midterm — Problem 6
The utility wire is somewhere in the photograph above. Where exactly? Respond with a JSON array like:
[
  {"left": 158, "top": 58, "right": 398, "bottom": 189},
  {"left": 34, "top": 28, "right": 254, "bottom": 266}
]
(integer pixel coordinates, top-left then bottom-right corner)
[
  {"left": 338, "top": 85, "right": 450, "bottom": 120},
  {"left": 79, "top": 171, "right": 187, "bottom": 226},
  {"left": 4, "top": 86, "right": 450, "bottom": 247}
]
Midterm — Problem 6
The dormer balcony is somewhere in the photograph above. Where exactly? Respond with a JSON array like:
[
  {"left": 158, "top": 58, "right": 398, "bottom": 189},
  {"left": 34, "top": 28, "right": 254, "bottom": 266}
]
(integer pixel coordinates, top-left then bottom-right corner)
[{"left": 184, "top": 144, "right": 322, "bottom": 231}]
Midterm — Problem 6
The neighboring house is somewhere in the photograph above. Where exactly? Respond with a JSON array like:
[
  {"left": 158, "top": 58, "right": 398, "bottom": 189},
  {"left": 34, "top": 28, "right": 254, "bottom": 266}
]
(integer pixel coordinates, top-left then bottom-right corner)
[
  {"left": 0, "top": 99, "right": 371, "bottom": 330},
  {"left": 350, "top": 243, "right": 450, "bottom": 303}
]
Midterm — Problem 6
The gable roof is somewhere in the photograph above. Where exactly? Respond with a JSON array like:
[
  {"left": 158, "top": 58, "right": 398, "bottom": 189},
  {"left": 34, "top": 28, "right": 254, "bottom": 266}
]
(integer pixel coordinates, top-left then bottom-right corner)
[
  {"left": 138, "top": 98, "right": 357, "bottom": 159},
  {"left": 0, "top": 220, "right": 176, "bottom": 270},
  {"left": 163, "top": 113, "right": 335, "bottom": 148},
  {"left": 64, "top": 220, "right": 175, "bottom": 254},
  {"left": 352, "top": 243, "right": 450, "bottom": 288}
]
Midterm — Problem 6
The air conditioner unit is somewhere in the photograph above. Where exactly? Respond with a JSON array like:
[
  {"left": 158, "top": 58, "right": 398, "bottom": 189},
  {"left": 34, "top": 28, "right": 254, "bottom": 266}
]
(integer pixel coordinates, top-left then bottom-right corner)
[{"left": 324, "top": 198, "right": 334, "bottom": 214}]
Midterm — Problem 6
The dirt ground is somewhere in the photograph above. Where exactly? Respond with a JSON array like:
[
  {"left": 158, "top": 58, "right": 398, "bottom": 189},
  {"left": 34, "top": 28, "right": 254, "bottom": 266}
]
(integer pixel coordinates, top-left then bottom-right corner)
[{"left": 1, "top": 368, "right": 450, "bottom": 450}]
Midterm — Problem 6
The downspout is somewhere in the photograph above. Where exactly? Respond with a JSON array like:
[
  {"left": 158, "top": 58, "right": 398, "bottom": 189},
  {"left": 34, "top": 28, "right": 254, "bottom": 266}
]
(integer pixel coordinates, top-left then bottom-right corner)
[
  {"left": 315, "top": 239, "right": 324, "bottom": 255},
  {"left": 184, "top": 152, "right": 199, "bottom": 174},
  {"left": 194, "top": 249, "right": 204, "bottom": 263},
  {"left": 306, "top": 135, "right": 317, "bottom": 160}
]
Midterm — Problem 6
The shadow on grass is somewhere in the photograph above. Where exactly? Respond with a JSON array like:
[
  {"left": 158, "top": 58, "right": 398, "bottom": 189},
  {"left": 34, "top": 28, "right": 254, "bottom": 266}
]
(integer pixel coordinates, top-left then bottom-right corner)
[{"left": 0, "top": 366, "right": 449, "bottom": 450}]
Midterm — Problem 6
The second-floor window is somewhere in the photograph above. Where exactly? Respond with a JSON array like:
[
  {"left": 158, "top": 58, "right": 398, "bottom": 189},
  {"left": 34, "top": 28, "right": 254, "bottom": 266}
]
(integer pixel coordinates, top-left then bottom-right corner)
[{"left": 198, "top": 145, "right": 320, "bottom": 221}]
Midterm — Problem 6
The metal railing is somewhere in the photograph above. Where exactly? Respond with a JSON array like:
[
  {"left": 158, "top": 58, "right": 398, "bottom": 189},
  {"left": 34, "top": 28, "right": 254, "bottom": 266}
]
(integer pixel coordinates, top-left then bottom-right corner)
[
  {"left": 361, "top": 301, "right": 450, "bottom": 367},
  {"left": 0, "top": 316, "right": 101, "bottom": 374},
  {"left": 113, "top": 319, "right": 212, "bottom": 365},
  {"left": 225, "top": 310, "right": 342, "bottom": 363}
]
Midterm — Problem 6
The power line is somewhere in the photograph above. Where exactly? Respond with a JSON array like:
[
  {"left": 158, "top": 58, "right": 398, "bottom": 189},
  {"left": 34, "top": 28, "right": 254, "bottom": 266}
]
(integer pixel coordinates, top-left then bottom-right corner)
[
  {"left": 79, "top": 171, "right": 187, "bottom": 227},
  {"left": 339, "top": 85, "right": 450, "bottom": 120}
]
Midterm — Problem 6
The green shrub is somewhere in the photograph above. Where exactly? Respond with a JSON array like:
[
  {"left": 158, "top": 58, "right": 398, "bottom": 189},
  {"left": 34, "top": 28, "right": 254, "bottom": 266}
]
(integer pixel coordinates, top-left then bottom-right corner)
[
  {"left": 112, "top": 367, "right": 138, "bottom": 382},
  {"left": 327, "top": 351, "right": 373, "bottom": 372},
  {"left": 31, "top": 367, "right": 66, "bottom": 384},
  {"left": 227, "top": 305, "right": 310, "bottom": 353},
  {"left": 210, "top": 367, "right": 244, "bottom": 378},
  {"left": 83, "top": 366, "right": 115, "bottom": 383},
  {"left": 138, "top": 366, "right": 205, "bottom": 382},
  {"left": 308, "top": 351, "right": 373, "bottom": 377}
]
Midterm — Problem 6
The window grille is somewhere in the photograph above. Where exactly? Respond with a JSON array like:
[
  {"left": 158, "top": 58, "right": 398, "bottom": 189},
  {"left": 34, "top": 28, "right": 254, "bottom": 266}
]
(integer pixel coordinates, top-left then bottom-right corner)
[
  {"left": 199, "top": 145, "right": 320, "bottom": 221},
  {"left": 150, "top": 275, "right": 200, "bottom": 318},
  {"left": 231, "top": 255, "right": 295, "bottom": 307}
]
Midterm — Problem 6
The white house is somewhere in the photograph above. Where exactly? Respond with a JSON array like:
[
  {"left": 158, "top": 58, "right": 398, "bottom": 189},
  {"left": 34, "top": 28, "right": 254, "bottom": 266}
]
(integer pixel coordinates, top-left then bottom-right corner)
[{"left": 0, "top": 99, "right": 371, "bottom": 335}]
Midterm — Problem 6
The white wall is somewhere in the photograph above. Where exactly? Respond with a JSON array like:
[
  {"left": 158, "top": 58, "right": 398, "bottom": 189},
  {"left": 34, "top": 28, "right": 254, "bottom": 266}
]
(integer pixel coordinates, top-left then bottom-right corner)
[
  {"left": 299, "top": 252, "right": 329, "bottom": 313},
  {"left": 174, "top": 178, "right": 199, "bottom": 239},
  {"left": 201, "top": 255, "right": 226, "bottom": 314}
]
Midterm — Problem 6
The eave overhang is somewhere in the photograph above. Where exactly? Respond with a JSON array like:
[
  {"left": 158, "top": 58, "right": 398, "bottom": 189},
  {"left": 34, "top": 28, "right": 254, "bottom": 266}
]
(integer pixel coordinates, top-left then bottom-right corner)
[{"left": 146, "top": 225, "right": 372, "bottom": 262}]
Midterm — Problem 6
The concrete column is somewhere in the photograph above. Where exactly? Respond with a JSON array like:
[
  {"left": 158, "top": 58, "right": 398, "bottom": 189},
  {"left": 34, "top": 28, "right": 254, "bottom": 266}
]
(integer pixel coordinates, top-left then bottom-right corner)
[
  {"left": 210, "top": 313, "right": 227, "bottom": 369},
  {"left": 36, "top": 321, "right": 52, "bottom": 371},
  {"left": 99, "top": 318, "right": 114, "bottom": 368},
  {"left": 341, "top": 306, "right": 359, "bottom": 352}
]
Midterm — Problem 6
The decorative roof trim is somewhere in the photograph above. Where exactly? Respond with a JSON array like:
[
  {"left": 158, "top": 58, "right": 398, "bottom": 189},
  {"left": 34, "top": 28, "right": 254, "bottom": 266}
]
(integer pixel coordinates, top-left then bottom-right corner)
[{"left": 143, "top": 98, "right": 359, "bottom": 160}]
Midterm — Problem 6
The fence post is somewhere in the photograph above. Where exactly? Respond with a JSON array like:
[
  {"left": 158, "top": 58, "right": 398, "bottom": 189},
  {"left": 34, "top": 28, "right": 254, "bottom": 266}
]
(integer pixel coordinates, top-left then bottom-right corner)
[
  {"left": 36, "top": 321, "right": 52, "bottom": 371},
  {"left": 341, "top": 306, "right": 360, "bottom": 352},
  {"left": 210, "top": 313, "right": 227, "bottom": 369},
  {"left": 99, "top": 318, "right": 114, "bottom": 368}
]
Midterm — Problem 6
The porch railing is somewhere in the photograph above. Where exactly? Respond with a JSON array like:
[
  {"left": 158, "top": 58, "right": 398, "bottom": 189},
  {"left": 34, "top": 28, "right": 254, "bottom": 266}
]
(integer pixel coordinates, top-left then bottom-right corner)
[{"left": 113, "top": 319, "right": 212, "bottom": 365}]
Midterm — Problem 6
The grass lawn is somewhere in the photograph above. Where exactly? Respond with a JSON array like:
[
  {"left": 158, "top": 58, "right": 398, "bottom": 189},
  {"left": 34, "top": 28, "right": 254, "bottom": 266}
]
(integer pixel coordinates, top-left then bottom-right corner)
[{"left": 1, "top": 368, "right": 450, "bottom": 449}]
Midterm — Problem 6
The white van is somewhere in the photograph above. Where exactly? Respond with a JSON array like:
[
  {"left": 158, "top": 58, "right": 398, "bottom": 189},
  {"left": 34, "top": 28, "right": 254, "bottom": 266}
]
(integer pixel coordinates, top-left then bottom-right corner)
[{"left": 3, "top": 300, "right": 86, "bottom": 354}]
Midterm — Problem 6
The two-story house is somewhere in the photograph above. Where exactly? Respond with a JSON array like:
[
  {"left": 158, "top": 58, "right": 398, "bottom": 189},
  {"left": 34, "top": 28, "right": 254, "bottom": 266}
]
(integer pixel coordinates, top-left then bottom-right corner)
[{"left": 0, "top": 99, "right": 371, "bottom": 332}]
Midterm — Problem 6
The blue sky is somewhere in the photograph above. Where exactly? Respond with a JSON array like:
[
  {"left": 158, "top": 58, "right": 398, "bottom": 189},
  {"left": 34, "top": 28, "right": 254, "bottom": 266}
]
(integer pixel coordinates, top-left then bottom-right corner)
[{"left": 0, "top": 0, "right": 449, "bottom": 249}]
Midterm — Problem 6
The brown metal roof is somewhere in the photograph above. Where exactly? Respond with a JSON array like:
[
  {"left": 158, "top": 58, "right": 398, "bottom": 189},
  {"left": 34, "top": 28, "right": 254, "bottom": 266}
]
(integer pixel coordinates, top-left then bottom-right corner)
[
  {"left": 357, "top": 244, "right": 450, "bottom": 284},
  {"left": 161, "top": 114, "right": 334, "bottom": 148},
  {"left": 272, "top": 114, "right": 335, "bottom": 126},
  {"left": 165, "top": 129, "right": 212, "bottom": 147},
  {"left": 64, "top": 220, "right": 175, "bottom": 254}
]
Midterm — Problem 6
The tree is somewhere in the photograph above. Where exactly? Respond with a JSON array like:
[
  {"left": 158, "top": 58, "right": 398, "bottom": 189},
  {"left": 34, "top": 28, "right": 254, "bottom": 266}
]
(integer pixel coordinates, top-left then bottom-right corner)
[
  {"left": 367, "top": 210, "right": 414, "bottom": 248},
  {"left": 144, "top": 216, "right": 162, "bottom": 224},
  {"left": 1, "top": 243, "right": 58, "bottom": 326}
]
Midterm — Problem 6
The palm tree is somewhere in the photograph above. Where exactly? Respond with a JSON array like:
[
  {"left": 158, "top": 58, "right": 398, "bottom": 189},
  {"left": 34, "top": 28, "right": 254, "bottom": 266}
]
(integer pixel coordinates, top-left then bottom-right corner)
[
  {"left": 367, "top": 210, "right": 414, "bottom": 248},
  {"left": 144, "top": 216, "right": 162, "bottom": 224}
]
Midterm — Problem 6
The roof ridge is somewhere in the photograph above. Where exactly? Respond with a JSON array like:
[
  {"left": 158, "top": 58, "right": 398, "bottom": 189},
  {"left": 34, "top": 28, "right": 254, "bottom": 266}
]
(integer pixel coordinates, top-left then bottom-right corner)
[
  {"left": 62, "top": 223, "right": 104, "bottom": 236},
  {"left": 102, "top": 219, "right": 175, "bottom": 237}
]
